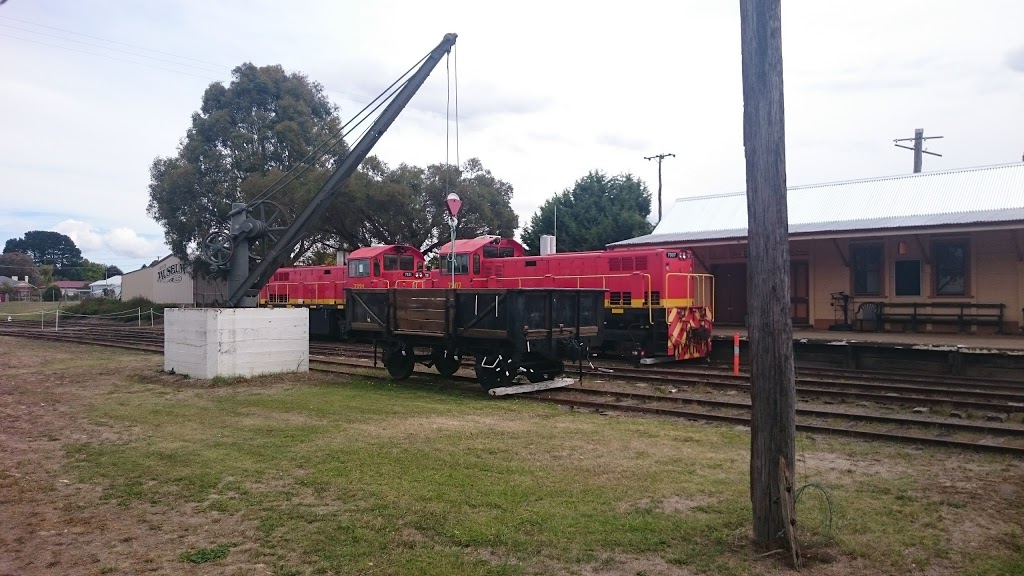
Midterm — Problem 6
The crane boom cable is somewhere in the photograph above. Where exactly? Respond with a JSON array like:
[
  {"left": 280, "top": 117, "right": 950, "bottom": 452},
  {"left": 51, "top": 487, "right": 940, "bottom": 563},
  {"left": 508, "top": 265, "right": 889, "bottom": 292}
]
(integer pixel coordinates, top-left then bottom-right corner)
[
  {"left": 243, "top": 51, "right": 431, "bottom": 208},
  {"left": 454, "top": 43, "right": 460, "bottom": 168}
]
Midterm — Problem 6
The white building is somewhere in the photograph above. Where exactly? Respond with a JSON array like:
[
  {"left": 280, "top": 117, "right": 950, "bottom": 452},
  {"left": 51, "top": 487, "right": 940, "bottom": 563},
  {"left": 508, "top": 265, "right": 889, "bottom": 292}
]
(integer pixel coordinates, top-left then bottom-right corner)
[
  {"left": 89, "top": 275, "right": 122, "bottom": 299},
  {"left": 120, "top": 255, "right": 196, "bottom": 304}
]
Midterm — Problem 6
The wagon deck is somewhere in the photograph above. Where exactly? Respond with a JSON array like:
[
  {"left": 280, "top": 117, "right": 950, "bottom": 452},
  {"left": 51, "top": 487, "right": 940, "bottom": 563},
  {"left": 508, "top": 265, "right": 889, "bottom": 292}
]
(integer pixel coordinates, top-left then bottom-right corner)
[{"left": 344, "top": 287, "right": 605, "bottom": 389}]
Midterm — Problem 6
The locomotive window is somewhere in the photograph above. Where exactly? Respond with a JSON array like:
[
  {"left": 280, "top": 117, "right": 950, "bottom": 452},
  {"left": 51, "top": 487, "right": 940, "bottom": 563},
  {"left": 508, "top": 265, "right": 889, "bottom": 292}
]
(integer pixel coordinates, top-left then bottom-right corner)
[
  {"left": 525, "top": 260, "right": 537, "bottom": 267},
  {"left": 323, "top": 269, "right": 331, "bottom": 275},
  {"left": 383, "top": 254, "right": 399, "bottom": 271},
  {"left": 399, "top": 255, "right": 415, "bottom": 271},
  {"left": 443, "top": 254, "right": 470, "bottom": 274},
  {"left": 483, "top": 246, "right": 498, "bottom": 258},
  {"left": 348, "top": 259, "right": 370, "bottom": 278},
  {"left": 498, "top": 247, "right": 515, "bottom": 258},
  {"left": 473, "top": 253, "right": 481, "bottom": 275},
  {"left": 373, "top": 259, "right": 381, "bottom": 277}
]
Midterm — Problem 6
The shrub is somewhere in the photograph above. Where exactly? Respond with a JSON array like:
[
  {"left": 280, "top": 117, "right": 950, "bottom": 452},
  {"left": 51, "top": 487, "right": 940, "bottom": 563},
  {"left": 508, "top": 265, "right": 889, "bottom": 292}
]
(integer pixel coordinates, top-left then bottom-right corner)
[{"left": 64, "top": 296, "right": 171, "bottom": 322}]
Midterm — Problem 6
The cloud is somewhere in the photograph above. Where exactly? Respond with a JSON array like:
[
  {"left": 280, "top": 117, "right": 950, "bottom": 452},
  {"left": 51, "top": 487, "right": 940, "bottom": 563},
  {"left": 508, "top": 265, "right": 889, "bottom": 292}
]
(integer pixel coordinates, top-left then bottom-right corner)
[
  {"left": 53, "top": 220, "right": 156, "bottom": 259},
  {"left": 1007, "top": 46, "right": 1024, "bottom": 73},
  {"left": 53, "top": 219, "right": 105, "bottom": 252}
]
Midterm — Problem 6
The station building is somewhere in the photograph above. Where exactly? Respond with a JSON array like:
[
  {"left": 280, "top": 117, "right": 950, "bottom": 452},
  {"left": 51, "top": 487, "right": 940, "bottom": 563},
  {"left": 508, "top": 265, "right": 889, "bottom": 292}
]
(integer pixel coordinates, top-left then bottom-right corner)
[
  {"left": 121, "top": 255, "right": 194, "bottom": 304},
  {"left": 610, "top": 163, "right": 1024, "bottom": 334}
]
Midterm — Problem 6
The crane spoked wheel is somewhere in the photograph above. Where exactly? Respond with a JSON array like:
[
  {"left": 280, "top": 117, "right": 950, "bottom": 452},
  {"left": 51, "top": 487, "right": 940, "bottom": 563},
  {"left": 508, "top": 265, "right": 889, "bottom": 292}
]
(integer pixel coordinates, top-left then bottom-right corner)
[
  {"left": 382, "top": 348, "right": 415, "bottom": 380},
  {"left": 431, "top": 348, "right": 461, "bottom": 377},
  {"left": 474, "top": 354, "right": 517, "bottom": 390}
]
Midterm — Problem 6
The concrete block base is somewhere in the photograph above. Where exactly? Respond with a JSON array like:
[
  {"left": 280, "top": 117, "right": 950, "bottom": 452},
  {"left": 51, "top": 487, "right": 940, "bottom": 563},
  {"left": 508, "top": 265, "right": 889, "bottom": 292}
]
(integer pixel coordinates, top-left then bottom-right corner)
[{"left": 164, "top": 308, "right": 309, "bottom": 379}]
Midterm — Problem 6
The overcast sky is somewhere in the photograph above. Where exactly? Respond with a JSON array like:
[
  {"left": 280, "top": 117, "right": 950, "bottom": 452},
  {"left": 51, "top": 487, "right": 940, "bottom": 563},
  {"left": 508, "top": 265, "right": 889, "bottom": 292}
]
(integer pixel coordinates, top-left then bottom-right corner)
[{"left": 2, "top": 0, "right": 1023, "bottom": 272}]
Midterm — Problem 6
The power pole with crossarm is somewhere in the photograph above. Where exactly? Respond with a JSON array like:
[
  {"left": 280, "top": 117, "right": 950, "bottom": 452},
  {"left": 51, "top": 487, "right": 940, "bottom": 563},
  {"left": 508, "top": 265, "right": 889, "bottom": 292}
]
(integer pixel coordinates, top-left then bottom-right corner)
[{"left": 644, "top": 152, "right": 675, "bottom": 224}]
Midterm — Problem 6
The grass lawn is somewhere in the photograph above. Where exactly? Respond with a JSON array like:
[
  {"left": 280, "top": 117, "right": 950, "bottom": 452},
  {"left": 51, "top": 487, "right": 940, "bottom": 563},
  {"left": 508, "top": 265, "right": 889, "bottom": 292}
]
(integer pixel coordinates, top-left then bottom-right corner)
[
  {"left": 1, "top": 337, "right": 1022, "bottom": 575},
  {"left": 0, "top": 300, "right": 61, "bottom": 318}
]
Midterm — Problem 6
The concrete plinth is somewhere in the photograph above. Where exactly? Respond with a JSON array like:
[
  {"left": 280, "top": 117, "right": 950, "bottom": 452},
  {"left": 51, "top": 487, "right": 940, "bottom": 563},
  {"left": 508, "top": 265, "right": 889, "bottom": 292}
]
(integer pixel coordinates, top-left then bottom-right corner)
[{"left": 164, "top": 308, "right": 309, "bottom": 379}]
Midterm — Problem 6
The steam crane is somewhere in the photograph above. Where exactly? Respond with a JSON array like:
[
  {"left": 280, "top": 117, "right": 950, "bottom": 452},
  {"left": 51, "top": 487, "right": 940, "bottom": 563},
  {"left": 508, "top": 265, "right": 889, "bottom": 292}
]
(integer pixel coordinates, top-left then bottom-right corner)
[{"left": 200, "top": 33, "right": 458, "bottom": 307}]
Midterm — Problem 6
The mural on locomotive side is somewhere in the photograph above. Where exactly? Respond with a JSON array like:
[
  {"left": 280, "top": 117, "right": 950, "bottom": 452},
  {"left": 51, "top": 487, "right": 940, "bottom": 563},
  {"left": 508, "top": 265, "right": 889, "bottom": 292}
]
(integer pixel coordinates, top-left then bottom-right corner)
[{"left": 259, "top": 235, "right": 715, "bottom": 361}]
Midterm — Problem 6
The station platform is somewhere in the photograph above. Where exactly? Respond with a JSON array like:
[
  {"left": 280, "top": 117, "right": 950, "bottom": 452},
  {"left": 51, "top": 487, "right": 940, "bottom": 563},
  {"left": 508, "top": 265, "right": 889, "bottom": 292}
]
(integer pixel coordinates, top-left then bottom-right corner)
[{"left": 709, "top": 327, "right": 1024, "bottom": 379}]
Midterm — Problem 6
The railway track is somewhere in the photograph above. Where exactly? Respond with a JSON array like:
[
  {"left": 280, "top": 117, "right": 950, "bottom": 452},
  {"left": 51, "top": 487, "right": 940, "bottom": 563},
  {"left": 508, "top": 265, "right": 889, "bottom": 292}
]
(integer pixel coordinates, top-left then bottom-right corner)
[{"left": 2, "top": 323, "right": 1023, "bottom": 456}]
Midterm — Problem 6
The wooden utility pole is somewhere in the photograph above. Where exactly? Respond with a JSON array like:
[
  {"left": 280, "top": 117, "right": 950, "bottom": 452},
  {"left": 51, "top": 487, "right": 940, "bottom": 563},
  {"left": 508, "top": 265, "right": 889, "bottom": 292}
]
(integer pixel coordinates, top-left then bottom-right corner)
[
  {"left": 738, "top": 0, "right": 798, "bottom": 561},
  {"left": 644, "top": 153, "right": 675, "bottom": 223},
  {"left": 893, "top": 128, "right": 943, "bottom": 173}
]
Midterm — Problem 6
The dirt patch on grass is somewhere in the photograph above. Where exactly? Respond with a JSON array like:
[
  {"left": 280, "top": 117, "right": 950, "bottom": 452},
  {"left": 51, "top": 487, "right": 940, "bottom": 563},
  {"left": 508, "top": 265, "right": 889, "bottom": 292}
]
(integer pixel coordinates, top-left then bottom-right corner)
[
  {"left": 0, "top": 338, "right": 273, "bottom": 575},
  {"left": 618, "top": 495, "right": 720, "bottom": 515},
  {"left": 580, "top": 554, "right": 696, "bottom": 576}
]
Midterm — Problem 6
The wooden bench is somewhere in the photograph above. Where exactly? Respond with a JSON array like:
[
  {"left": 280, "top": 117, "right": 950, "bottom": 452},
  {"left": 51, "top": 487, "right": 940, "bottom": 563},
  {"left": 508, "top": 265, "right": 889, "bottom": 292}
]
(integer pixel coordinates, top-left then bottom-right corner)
[{"left": 875, "top": 302, "right": 1005, "bottom": 334}]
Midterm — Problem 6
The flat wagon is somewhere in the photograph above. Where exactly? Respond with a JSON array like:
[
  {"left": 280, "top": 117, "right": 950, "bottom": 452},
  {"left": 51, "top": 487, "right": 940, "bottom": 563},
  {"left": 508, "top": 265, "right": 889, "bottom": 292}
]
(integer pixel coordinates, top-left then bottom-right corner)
[{"left": 344, "top": 288, "right": 605, "bottom": 389}]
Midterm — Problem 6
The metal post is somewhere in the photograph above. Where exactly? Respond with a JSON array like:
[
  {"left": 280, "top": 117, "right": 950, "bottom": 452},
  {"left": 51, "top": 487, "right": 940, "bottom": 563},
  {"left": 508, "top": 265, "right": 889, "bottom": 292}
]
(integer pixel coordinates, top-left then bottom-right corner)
[
  {"left": 150, "top": 308, "right": 154, "bottom": 327},
  {"left": 450, "top": 217, "right": 457, "bottom": 288},
  {"left": 40, "top": 310, "right": 43, "bottom": 330},
  {"left": 733, "top": 332, "right": 740, "bottom": 375},
  {"left": 138, "top": 307, "right": 141, "bottom": 326},
  {"left": 227, "top": 202, "right": 252, "bottom": 307},
  {"left": 55, "top": 309, "right": 59, "bottom": 332}
]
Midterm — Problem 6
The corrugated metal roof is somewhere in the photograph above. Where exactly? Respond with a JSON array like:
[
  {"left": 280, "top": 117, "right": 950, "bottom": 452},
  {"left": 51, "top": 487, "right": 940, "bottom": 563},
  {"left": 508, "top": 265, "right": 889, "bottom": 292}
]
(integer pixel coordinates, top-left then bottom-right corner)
[{"left": 612, "top": 163, "right": 1024, "bottom": 246}]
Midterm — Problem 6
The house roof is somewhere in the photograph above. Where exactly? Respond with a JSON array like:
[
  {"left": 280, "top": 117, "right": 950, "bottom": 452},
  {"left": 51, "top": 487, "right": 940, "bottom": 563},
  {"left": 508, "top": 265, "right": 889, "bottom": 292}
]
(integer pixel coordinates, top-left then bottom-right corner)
[
  {"left": 54, "top": 280, "right": 90, "bottom": 289},
  {"left": 0, "top": 275, "right": 12, "bottom": 285},
  {"left": 89, "top": 275, "right": 122, "bottom": 287},
  {"left": 611, "top": 162, "right": 1024, "bottom": 247}
]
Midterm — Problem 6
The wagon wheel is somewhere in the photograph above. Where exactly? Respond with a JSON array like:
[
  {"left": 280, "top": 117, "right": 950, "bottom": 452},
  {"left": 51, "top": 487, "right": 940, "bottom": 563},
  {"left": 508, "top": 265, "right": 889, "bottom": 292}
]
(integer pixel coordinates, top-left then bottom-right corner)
[
  {"left": 432, "top": 348, "right": 461, "bottom": 377},
  {"left": 201, "top": 228, "right": 233, "bottom": 269},
  {"left": 246, "top": 200, "right": 290, "bottom": 265},
  {"left": 474, "top": 354, "right": 517, "bottom": 390},
  {"left": 383, "top": 348, "right": 415, "bottom": 380}
]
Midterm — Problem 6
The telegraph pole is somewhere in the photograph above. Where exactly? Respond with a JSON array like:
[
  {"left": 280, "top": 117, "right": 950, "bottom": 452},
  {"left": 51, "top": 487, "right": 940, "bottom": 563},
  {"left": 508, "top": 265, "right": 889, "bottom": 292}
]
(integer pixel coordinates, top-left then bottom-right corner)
[
  {"left": 644, "top": 153, "right": 675, "bottom": 223},
  {"left": 893, "top": 128, "right": 943, "bottom": 173}
]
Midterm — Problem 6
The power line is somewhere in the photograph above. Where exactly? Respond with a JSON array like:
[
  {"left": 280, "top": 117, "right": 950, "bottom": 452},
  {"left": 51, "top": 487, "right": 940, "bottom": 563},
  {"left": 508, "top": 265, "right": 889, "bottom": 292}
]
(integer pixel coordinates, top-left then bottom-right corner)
[
  {"left": 0, "top": 32, "right": 222, "bottom": 82},
  {"left": 0, "top": 22, "right": 225, "bottom": 74},
  {"left": 0, "top": 15, "right": 227, "bottom": 68}
]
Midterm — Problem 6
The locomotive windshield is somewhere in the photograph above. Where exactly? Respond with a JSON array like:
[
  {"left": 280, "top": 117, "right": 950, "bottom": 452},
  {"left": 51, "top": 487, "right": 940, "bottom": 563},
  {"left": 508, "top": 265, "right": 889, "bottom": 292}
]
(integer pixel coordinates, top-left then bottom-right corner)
[
  {"left": 384, "top": 254, "right": 416, "bottom": 271},
  {"left": 442, "top": 254, "right": 470, "bottom": 274},
  {"left": 348, "top": 259, "right": 371, "bottom": 277}
]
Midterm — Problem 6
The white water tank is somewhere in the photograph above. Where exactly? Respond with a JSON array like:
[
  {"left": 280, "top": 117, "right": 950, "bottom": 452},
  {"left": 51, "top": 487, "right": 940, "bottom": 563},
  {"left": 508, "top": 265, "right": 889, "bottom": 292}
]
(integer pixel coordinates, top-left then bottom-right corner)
[
  {"left": 336, "top": 250, "right": 349, "bottom": 265},
  {"left": 540, "top": 235, "right": 557, "bottom": 256}
]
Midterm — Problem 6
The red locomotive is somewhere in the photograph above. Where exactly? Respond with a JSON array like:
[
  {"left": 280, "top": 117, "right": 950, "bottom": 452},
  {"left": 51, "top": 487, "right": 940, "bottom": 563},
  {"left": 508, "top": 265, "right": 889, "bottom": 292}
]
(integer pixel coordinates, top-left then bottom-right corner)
[
  {"left": 260, "top": 236, "right": 715, "bottom": 362},
  {"left": 429, "top": 236, "right": 714, "bottom": 362},
  {"left": 260, "top": 244, "right": 429, "bottom": 338}
]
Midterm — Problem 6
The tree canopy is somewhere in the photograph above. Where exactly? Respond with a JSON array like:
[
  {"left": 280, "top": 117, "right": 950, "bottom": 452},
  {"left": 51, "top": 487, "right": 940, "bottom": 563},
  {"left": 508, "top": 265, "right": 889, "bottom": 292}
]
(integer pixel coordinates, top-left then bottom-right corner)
[
  {"left": 148, "top": 62, "right": 518, "bottom": 268},
  {"left": 521, "top": 171, "right": 654, "bottom": 255},
  {"left": 3, "top": 231, "right": 82, "bottom": 271},
  {"left": 0, "top": 251, "right": 39, "bottom": 285}
]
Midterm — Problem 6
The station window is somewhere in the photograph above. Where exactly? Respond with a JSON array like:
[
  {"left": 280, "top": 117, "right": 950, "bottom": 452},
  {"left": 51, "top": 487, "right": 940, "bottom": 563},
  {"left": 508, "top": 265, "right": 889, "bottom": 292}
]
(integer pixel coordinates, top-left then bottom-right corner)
[
  {"left": 933, "top": 239, "right": 968, "bottom": 295},
  {"left": 348, "top": 259, "right": 370, "bottom": 278},
  {"left": 399, "top": 255, "right": 415, "bottom": 271},
  {"left": 473, "top": 253, "right": 481, "bottom": 275},
  {"left": 893, "top": 260, "right": 921, "bottom": 296},
  {"left": 851, "top": 244, "right": 883, "bottom": 296},
  {"left": 443, "top": 254, "right": 470, "bottom": 275}
]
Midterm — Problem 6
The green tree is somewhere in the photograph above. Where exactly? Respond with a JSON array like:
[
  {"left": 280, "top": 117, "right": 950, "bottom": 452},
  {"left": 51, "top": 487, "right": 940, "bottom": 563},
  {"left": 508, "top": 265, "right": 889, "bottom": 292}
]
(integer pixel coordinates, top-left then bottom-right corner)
[
  {"left": 42, "top": 284, "right": 62, "bottom": 302},
  {"left": 321, "top": 157, "right": 518, "bottom": 256},
  {"left": 149, "top": 63, "right": 520, "bottom": 270},
  {"left": 3, "top": 231, "right": 83, "bottom": 272},
  {"left": 147, "top": 62, "right": 347, "bottom": 267},
  {"left": 521, "top": 171, "right": 654, "bottom": 255},
  {"left": 0, "top": 251, "right": 39, "bottom": 285}
]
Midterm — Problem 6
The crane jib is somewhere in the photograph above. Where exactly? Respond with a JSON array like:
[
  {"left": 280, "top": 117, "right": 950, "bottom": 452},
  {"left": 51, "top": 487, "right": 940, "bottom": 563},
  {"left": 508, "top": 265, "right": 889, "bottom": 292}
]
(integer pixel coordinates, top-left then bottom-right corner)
[{"left": 223, "top": 33, "right": 458, "bottom": 307}]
